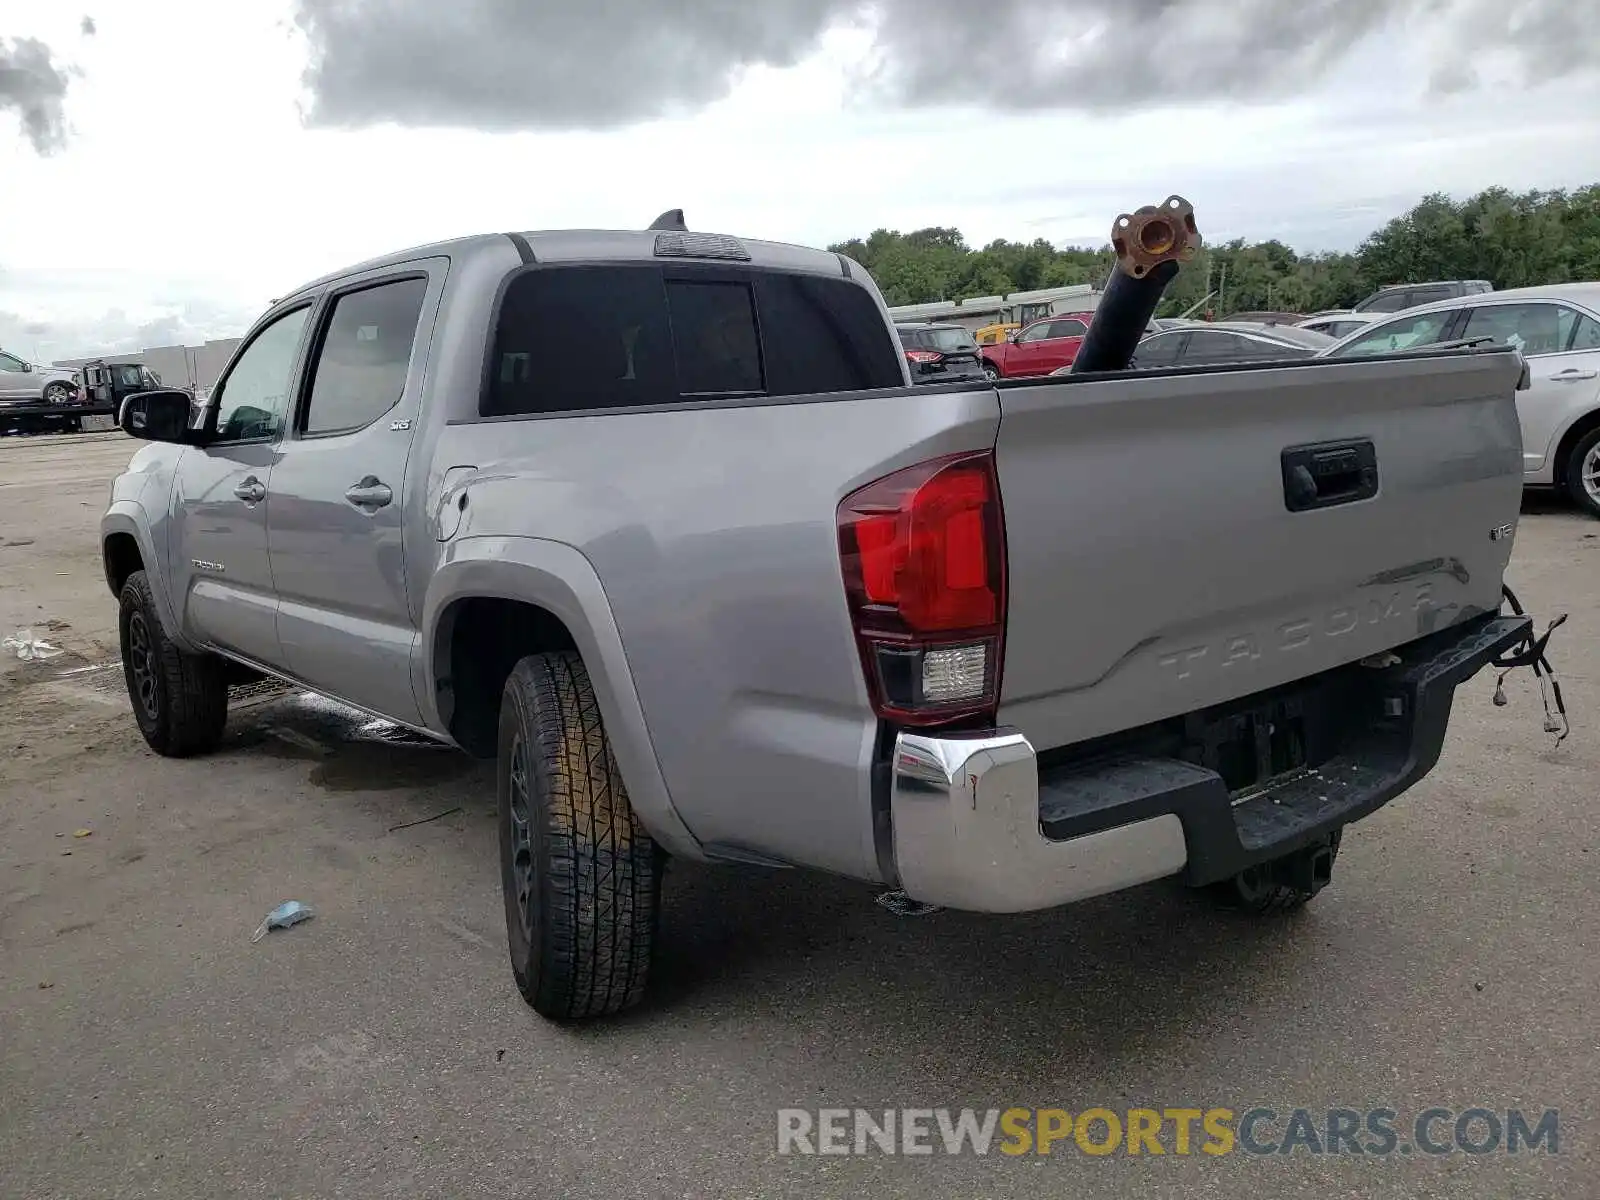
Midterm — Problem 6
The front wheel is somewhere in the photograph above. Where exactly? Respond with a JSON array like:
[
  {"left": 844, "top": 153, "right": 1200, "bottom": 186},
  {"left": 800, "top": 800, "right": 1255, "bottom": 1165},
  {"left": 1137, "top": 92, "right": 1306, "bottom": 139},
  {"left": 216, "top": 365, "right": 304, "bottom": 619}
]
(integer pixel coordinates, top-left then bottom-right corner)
[
  {"left": 43, "top": 383, "right": 74, "bottom": 407},
  {"left": 118, "top": 570, "right": 229, "bottom": 757},
  {"left": 983, "top": 363, "right": 1000, "bottom": 381},
  {"left": 498, "top": 651, "right": 663, "bottom": 1020},
  {"left": 1563, "top": 426, "right": 1600, "bottom": 518}
]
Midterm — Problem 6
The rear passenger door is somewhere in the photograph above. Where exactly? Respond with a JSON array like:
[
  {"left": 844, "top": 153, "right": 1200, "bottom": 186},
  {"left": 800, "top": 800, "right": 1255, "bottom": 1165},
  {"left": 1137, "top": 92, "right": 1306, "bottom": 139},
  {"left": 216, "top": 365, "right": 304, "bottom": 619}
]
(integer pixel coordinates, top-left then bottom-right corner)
[{"left": 265, "top": 263, "right": 443, "bottom": 723}]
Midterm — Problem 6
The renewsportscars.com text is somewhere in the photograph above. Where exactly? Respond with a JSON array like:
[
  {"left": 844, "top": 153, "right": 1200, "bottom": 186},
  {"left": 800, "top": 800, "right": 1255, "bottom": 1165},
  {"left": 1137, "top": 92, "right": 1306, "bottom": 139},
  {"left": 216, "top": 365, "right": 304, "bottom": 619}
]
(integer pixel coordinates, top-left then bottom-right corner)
[{"left": 776, "top": 1106, "right": 1560, "bottom": 1157}]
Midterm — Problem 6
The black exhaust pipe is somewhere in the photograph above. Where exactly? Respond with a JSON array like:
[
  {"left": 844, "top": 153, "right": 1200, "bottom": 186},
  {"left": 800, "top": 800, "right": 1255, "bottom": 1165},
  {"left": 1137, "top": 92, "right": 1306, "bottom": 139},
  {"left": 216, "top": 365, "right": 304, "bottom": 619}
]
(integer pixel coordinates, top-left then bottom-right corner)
[{"left": 1071, "top": 195, "right": 1201, "bottom": 375}]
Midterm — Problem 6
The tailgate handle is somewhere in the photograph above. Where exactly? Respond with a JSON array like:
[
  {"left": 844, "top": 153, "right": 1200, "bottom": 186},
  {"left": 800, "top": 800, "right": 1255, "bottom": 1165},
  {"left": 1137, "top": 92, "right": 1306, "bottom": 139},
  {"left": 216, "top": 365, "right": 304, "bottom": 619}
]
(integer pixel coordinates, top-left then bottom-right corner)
[{"left": 1282, "top": 440, "right": 1378, "bottom": 512}]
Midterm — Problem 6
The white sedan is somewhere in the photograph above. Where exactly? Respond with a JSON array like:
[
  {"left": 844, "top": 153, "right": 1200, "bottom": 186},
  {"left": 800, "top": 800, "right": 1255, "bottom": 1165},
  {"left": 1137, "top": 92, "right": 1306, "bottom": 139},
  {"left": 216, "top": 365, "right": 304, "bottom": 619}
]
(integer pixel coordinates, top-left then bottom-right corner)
[{"left": 1318, "top": 283, "right": 1600, "bottom": 516}]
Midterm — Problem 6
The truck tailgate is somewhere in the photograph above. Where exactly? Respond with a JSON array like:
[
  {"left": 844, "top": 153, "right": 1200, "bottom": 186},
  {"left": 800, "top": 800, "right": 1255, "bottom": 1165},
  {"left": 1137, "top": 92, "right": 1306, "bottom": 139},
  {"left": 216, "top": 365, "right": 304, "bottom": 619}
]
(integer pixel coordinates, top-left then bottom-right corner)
[{"left": 994, "top": 349, "right": 1526, "bottom": 752}]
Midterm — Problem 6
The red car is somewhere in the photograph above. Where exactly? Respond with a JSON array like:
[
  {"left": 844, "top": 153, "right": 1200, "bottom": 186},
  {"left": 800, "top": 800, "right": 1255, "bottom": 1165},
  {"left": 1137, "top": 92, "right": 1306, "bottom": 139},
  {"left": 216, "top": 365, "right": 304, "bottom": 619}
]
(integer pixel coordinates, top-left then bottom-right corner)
[{"left": 980, "top": 312, "right": 1092, "bottom": 379}]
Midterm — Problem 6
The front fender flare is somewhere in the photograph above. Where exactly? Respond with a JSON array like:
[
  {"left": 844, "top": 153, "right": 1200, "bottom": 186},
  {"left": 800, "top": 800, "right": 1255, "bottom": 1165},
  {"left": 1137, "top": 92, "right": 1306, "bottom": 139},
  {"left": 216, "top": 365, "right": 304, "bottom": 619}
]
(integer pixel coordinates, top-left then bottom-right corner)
[
  {"left": 100, "top": 505, "right": 197, "bottom": 652},
  {"left": 420, "top": 535, "right": 703, "bottom": 860}
]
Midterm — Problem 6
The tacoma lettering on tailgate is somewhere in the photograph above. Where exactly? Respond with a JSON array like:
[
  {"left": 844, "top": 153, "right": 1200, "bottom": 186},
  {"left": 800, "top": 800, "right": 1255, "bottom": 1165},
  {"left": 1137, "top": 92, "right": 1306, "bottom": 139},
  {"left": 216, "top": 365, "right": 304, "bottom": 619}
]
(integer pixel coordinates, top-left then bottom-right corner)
[{"left": 1157, "top": 583, "right": 1435, "bottom": 683}]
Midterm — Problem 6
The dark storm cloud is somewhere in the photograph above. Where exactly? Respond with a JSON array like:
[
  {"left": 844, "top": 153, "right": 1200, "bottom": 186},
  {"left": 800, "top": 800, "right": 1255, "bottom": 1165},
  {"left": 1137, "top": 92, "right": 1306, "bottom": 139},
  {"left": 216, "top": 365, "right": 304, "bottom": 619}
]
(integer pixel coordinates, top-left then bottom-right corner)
[
  {"left": 0, "top": 37, "right": 76, "bottom": 154},
  {"left": 293, "top": 0, "right": 1599, "bottom": 131}
]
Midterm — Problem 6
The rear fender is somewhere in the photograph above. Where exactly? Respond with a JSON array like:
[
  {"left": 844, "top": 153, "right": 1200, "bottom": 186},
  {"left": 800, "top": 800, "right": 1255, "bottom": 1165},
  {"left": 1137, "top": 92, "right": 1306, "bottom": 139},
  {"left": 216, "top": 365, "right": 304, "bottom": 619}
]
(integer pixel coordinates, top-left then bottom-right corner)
[{"left": 420, "top": 535, "right": 703, "bottom": 860}]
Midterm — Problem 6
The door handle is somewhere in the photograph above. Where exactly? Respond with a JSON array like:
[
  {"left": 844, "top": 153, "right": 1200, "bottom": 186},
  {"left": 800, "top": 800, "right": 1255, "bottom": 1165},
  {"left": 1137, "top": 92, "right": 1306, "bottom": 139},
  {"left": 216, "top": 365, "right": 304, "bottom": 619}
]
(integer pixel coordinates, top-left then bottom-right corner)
[
  {"left": 233, "top": 477, "right": 266, "bottom": 503},
  {"left": 344, "top": 476, "right": 393, "bottom": 510},
  {"left": 1549, "top": 369, "right": 1598, "bottom": 382}
]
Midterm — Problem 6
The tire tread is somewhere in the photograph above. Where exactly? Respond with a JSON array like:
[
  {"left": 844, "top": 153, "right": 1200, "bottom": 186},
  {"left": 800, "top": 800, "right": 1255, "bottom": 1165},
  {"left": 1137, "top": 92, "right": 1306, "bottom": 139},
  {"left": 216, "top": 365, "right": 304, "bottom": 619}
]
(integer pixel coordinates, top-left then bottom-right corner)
[{"left": 504, "top": 651, "right": 660, "bottom": 1020}]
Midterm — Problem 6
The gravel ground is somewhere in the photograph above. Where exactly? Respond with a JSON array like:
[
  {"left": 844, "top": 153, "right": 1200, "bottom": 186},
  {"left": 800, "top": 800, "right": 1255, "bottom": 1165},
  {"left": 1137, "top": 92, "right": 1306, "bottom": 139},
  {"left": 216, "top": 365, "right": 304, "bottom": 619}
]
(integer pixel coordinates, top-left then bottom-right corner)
[{"left": 0, "top": 431, "right": 1596, "bottom": 1199}]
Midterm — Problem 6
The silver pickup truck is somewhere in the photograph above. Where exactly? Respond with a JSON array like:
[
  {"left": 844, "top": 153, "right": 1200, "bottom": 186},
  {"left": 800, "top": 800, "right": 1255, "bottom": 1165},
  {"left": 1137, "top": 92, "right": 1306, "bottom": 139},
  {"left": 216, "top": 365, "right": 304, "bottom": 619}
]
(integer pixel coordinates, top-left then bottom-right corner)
[{"left": 103, "top": 213, "right": 1545, "bottom": 1021}]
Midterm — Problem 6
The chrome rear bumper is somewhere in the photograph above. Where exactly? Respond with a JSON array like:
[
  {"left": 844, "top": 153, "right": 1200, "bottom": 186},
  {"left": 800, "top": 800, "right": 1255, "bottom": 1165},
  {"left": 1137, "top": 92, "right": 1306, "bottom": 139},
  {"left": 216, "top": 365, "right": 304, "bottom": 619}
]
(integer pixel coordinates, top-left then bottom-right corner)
[{"left": 889, "top": 729, "right": 1188, "bottom": 913}]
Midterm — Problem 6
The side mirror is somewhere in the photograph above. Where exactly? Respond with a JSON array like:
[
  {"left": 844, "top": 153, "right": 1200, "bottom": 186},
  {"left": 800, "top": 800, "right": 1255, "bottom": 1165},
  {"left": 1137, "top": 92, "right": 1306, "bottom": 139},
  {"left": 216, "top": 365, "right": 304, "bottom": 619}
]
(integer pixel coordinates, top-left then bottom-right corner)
[
  {"left": 21, "top": 362, "right": 34, "bottom": 374},
  {"left": 120, "top": 388, "right": 201, "bottom": 444}
]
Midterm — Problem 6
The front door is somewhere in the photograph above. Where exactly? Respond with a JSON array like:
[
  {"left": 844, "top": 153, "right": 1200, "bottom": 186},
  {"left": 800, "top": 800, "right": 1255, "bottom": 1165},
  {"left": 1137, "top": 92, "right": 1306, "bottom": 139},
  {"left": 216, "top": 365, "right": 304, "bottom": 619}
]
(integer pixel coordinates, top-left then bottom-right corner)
[
  {"left": 1457, "top": 301, "right": 1600, "bottom": 476},
  {"left": 1006, "top": 320, "right": 1058, "bottom": 376},
  {"left": 171, "top": 304, "right": 312, "bottom": 662},
  {"left": 1035, "top": 317, "right": 1089, "bottom": 374},
  {"left": 267, "top": 268, "right": 439, "bottom": 724}
]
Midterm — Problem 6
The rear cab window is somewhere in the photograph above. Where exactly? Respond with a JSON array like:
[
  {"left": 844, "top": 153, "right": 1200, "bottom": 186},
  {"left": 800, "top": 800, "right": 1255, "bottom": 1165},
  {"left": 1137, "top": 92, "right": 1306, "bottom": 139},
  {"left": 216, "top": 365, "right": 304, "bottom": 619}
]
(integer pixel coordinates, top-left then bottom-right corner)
[{"left": 485, "top": 265, "right": 903, "bottom": 416}]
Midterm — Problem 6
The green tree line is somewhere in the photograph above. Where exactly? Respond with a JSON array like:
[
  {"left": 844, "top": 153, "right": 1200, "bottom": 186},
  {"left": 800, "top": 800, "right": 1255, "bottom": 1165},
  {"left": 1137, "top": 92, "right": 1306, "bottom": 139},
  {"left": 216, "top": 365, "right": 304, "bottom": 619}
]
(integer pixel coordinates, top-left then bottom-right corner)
[{"left": 830, "top": 185, "right": 1600, "bottom": 317}]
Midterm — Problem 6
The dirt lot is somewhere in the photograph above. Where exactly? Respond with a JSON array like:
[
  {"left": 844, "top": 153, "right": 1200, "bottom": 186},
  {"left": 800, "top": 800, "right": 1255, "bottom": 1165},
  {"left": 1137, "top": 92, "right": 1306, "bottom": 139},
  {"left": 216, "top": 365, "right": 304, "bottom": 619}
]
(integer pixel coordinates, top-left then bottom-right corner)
[{"left": 1, "top": 431, "right": 1597, "bottom": 1199}]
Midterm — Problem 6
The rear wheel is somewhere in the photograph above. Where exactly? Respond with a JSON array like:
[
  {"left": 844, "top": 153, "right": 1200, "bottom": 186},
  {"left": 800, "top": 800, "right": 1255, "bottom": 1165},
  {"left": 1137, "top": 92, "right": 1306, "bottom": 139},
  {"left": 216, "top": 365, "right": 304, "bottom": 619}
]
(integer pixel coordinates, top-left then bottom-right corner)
[
  {"left": 1563, "top": 426, "right": 1600, "bottom": 519},
  {"left": 118, "top": 570, "right": 229, "bottom": 757},
  {"left": 498, "top": 651, "right": 663, "bottom": 1020}
]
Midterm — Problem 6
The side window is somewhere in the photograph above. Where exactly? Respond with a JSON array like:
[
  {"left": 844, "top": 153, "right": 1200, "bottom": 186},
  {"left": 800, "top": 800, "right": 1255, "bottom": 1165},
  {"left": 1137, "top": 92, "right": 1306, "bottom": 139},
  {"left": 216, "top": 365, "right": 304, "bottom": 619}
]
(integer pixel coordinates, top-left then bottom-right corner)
[
  {"left": 665, "top": 279, "right": 763, "bottom": 395},
  {"left": 1132, "top": 333, "right": 1184, "bottom": 367},
  {"left": 1329, "top": 310, "right": 1456, "bottom": 358},
  {"left": 210, "top": 307, "right": 311, "bottom": 443},
  {"left": 1358, "top": 290, "right": 1412, "bottom": 314},
  {"left": 1568, "top": 313, "right": 1600, "bottom": 352},
  {"left": 301, "top": 277, "right": 429, "bottom": 436},
  {"left": 1017, "top": 323, "right": 1052, "bottom": 343},
  {"left": 1185, "top": 332, "right": 1249, "bottom": 363},
  {"left": 751, "top": 273, "right": 904, "bottom": 396},
  {"left": 0, "top": 352, "right": 25, "bottom": 372},
  {"left": 1460, "top": 303, "right": 1567, "bottom": 356},
  {"left": 1052, "top": 318, "right": 1088, "bottom": 338},
  {"left": 1406, "top": 286, "right": 1454, "bottom": 308}
]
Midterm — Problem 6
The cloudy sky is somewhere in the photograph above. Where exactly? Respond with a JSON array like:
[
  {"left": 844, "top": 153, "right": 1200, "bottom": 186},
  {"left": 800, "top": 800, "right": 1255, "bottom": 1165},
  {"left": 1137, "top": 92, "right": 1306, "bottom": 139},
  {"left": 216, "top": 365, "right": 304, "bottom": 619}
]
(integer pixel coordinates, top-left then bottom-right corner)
[{"left": 2, "top": 0, "right": 1598, "bottom": 362}]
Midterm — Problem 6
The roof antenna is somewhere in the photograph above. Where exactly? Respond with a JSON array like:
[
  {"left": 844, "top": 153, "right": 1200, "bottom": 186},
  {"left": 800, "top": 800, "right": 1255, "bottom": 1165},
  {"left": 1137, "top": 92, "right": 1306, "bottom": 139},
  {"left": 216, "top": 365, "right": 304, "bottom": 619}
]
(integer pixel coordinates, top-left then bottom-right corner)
[{"left": 648, "top": 209, "right": 687, "bottom": 232}]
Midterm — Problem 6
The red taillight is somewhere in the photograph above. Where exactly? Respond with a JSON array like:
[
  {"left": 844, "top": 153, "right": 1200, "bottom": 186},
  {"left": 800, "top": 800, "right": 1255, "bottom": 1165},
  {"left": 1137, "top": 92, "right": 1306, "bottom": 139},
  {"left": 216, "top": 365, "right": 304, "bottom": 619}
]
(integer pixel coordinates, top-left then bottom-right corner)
[
  {"left": 837, "top": 451, "right": 1007, "bottom": 727},
  {"left": 904, "top": 349, "right": 942, "bottom": 364}
]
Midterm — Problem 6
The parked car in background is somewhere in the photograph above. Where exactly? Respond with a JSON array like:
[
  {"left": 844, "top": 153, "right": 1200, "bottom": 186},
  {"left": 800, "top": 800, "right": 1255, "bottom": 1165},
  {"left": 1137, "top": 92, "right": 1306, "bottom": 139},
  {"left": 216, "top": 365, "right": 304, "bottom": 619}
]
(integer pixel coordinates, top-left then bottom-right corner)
[
  {"left": 1352, "top": 280, "right": 1493, "bottom": 314},
  {"left": 895, "top": 322, "right": 988, "bottom": 383},
  {"left": 0, "top": 348, "right": 98, "bottom": 434},
  {"left": 980, "top": 312, "right": 1092, "bottom": 379},
  {"left": 1320, "top": 283, "right": 1600, "bottom": 516},
  {"left": 1295, "top": 311, "right": 1382, "bottom": 340},
  {"left": 1059, "top": 321, "right": 1334, "bottom": 373}
]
